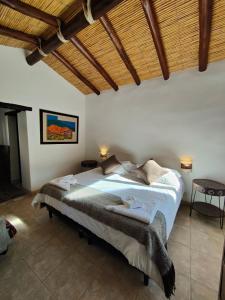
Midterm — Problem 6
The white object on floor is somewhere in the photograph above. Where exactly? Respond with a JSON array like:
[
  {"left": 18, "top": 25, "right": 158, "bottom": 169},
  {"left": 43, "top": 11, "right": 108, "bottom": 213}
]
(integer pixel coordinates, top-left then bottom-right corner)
[
  {"left": 50, "top": 175, "right": 77, "bottom": 191},
  {"left": 0, "top": 218, "right": 10, "bottom": 253}
]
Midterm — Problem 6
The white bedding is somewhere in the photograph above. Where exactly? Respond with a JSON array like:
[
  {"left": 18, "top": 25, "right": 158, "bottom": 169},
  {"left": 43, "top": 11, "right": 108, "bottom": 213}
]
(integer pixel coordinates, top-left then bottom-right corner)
[
  {"left": 34, "top": 167, "right": 184, "bottom": 290},
  {"left": 66, "top": 167, "right": 184, "bottom": 238}
]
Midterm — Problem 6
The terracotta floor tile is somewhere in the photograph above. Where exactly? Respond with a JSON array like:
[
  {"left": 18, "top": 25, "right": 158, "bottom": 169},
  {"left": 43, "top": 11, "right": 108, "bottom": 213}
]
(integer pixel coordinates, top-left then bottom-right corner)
[
  {"left": 191, "top": 250, "right": 221, "bottom": 291},
  {"left": 168, "top": 240, "right": 191, "bottom": 277},
  {"left": 191, "top": 279, "right": 218, "bottom": 300}
]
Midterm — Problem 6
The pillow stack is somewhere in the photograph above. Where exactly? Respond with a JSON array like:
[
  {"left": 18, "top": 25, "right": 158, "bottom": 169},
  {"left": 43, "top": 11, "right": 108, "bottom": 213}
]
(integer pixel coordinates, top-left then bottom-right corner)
[{"left": 100, "top": 156, "right": 168, "bottom": 186}]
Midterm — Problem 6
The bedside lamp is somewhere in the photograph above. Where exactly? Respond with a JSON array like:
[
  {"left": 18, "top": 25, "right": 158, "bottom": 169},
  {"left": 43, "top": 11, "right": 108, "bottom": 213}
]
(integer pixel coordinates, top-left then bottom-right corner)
[
  {"left": 180, "top": 156, "right": 192, "bottom": 172},
  {"left": 99, "top": 146, "right": 109, "bottom": 161}
]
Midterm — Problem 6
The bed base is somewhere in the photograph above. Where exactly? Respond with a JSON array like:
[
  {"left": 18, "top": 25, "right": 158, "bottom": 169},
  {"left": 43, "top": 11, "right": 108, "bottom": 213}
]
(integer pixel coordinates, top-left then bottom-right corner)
[{"left": 45, "top": 204, "right": 169, "bottom": 287}]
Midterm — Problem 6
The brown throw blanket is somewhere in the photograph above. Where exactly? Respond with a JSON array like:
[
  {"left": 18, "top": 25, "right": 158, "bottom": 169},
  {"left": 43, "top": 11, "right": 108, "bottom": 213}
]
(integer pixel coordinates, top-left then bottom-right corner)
[{"left": 39, "top": 183, "right": 175, "bottom": 298}]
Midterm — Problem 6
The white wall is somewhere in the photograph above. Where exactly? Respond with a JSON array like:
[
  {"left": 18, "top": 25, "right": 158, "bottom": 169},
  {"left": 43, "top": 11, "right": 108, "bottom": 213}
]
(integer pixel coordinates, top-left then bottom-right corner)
[
  {"left": 0, "top": 109, "right": 9, "bottom": 145},
  {"left": 0, "top": 46, "right": 86, "bottom": 191},
  {"left": 86, "top": 61, "right": 225, "bottom": 200}
]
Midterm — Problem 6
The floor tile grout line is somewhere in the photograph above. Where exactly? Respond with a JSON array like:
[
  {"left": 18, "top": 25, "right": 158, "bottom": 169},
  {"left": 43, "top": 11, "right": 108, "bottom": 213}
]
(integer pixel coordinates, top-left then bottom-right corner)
[
  {"left": 21, "top": 258, "right": 52, "bottom": 297},
  {"left": 39, "top": 245, "right": 83, "bottom": 286},
  {"left": 21, "top": 250, "right": 73, "bottom": 296},
  {"left": 24, "top": 240, "right": 79, "bottom": 285},
  {"left": 191, "top": 277, "right": 219, "bottom": 295}
]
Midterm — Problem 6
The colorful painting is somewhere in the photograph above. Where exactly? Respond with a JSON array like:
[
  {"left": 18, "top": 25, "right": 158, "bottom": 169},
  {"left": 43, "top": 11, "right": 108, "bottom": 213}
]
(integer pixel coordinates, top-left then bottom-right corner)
[{"left": 40, "top": 110, "right": 79, "bottom": 144}]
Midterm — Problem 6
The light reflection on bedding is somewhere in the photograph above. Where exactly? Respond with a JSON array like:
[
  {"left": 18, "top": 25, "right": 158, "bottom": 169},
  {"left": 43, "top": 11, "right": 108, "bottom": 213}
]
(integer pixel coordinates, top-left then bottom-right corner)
[{"left": 74, "top": 167, "right": 184, "bottom": 237}]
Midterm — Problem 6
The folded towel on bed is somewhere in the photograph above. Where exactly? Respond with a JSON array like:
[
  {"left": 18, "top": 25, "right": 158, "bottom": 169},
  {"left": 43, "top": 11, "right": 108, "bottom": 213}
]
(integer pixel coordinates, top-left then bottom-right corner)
[
  {"left": 50, "top": 175, "right": 77, "bottom": 191},
  {"left": 106, "top": 205, "right": 150, "bottom": 224},
  {"left": 121, "top": 195, "right": 144, "bottom": 209}
]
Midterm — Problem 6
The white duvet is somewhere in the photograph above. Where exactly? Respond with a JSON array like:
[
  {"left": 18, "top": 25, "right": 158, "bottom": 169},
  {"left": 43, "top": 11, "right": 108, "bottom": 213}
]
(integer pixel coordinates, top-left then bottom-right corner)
[{"left": 66, "top": 167, "right": 184, "bottom": 238}]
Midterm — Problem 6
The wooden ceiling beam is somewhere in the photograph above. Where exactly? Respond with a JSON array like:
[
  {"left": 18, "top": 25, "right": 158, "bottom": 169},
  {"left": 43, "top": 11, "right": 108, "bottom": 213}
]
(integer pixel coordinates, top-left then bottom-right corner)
[
  {"left": 141, "top": 0, "right": 169, "bottom": 80},
  {"left": 199, "top": 0, "right": 213, "bottom": 72},
  {"left": 52, "top": 51, "right": 100, "bottom": 95},
  {"left": 25, "top": 0, "right": 124, "bottom": 65},
  {"left": 0, "top": 0, "right": 119, "bottom": 90},
  {"left": 100, "top": 15, "right": 140, "bottom": 86},
  {"left": 0, "top": 0, "right": 58, "bottom": 27},
  {"left": 0, "top": 25, "right": 99, "bottom": 95},
  {"left": 0, "top": 25, "right": 38, "bottom": 45},
  {"left": 70, "top": 36, "right": 118, "bottom": 91}
]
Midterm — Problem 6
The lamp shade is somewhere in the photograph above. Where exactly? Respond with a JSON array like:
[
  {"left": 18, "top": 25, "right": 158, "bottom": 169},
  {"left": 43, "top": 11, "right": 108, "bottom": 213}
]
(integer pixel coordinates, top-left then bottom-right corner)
[
  {"left": 180, "top": 156, "right": 192, "bottom": 171},
  {"left": 99, "top": 146, "right": 109, "bottom": 161}
]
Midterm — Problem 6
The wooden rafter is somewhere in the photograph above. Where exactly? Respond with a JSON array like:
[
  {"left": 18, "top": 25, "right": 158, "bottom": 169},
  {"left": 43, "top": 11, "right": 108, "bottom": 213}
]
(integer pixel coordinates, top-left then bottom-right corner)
[
  {"left": 0, "top": 0, "right": 58, "bottom": 27},
  {"left": 70, "top": 37, "right": 118, "bottom": 91},
  {"left": 199, "top": 0, "right": 213, "bottom": 72},
  {"left": 0, "top": 0, "right": 119, "bottom": 90},
  {"left": 24, "top": 0, "right": 125, "bottom": 65},
  {"left": 0, "top": 25, "right": 100, "bottom": 95},
  {"left": 100, "top": 15, "right": 141, "bottom": 86},
  {"left": 52, "top": 51, "right": 100, "bottom": 95},
  {"left": 141, "top": 0, "right": 169, "bottom": 80},
  {"left": 0, "top": 25, "right": 38, "bottom": 45}
]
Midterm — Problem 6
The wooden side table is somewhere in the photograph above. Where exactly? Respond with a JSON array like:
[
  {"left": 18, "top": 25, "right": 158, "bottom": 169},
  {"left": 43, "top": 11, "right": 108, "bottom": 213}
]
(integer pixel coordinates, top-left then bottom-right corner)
[
  {"left": 80, "top": 160, "right": 98, "bottom": 172},
  {"left": 190, "top": 179, "right": 225, "bottom": 229}
]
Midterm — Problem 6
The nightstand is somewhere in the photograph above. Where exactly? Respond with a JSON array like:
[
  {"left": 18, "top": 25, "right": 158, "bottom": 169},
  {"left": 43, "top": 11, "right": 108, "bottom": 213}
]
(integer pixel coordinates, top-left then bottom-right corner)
[
  {"left": 80, "top": 160, "right": 98, "bottom": 172},
  {"left": 190, "top": 179, "right": 225, "bottom": 229}
]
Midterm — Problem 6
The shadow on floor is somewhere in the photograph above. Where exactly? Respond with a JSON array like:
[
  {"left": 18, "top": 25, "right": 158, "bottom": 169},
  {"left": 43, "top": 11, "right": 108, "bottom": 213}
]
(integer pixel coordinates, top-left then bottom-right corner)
[{"left": 0, "top": 182, "right": 27, "bottom": 203}]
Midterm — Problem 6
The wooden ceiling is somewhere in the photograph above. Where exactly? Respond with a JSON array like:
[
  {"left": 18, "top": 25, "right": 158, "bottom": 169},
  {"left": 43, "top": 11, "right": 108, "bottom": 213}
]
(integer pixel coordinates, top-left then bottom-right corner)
[{"left": 0, "top": 0, "right": 224, "bottom": 95}]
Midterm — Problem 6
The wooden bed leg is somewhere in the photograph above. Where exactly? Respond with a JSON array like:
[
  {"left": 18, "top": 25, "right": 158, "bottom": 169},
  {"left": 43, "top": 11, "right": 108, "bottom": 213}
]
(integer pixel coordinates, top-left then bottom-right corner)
[
  {"left": 144, "top": 274, "right": 149, "bottom": 286},
  {"left": 78, "top": 230, "right": 84, "bottom": 239},
  {"left": 88, "top": 237, "right": 93, "bottom": 245},
  {"left": 48, "top": 208, "right": 53, "bottom": 219}
]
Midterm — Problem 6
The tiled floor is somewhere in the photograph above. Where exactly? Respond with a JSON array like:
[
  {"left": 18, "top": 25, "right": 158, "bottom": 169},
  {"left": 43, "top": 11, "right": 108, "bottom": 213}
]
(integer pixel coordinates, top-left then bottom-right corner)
[{"left": 0, "top": 194, "right": 224, "bottom": 300}]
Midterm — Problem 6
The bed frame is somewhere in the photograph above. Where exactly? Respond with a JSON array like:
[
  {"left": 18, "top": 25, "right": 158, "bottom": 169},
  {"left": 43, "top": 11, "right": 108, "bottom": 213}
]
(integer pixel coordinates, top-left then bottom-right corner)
[{"left": 45, "top": 203, "right": 168, "bottom": 287}]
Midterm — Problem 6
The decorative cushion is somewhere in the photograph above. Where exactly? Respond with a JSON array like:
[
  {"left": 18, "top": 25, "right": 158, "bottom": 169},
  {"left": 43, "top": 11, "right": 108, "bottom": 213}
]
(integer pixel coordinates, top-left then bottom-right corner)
[
  {"left": 101, "top": 155, "right": 121, "bottom": 175},
  {"left": 135, "top": 160, "right": 168, "bottom": 185}
]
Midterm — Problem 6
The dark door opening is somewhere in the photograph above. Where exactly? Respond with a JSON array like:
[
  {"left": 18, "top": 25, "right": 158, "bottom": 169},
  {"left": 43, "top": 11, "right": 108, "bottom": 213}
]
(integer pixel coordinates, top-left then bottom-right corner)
[
  {"left": 0, "top": 102, "right": 32, "bottom": 203},
  {"left": 7, "top": 112, "right": 22, "bottom": 185}
]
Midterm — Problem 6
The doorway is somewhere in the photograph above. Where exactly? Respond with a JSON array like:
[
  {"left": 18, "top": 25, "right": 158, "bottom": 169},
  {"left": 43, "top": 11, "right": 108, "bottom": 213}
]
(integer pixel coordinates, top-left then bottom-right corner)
[{"left": 0, "top": 102, "right": 32, "bottom": 203}]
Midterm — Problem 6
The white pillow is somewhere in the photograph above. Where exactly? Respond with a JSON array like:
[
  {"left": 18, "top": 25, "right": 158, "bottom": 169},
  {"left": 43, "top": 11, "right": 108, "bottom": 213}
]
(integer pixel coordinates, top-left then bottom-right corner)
[
  {"left": 112, "top": 161, "right": 137, "bottom": 175},
  {"left": 134, "top": 160, "right": 168, "bottom": 185},
  {"left": 121, "top": 161, "right": 137, "bottom": 172}
]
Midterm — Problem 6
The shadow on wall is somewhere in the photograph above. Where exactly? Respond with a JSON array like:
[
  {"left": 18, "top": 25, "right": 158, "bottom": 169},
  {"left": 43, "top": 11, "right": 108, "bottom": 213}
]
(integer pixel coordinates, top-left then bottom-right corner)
[
  {"left": 107, "top": 145, "right": 181, "bottom": 169},
  {"left": 109, "top": 145, "right": 136, "bottom": 163}
]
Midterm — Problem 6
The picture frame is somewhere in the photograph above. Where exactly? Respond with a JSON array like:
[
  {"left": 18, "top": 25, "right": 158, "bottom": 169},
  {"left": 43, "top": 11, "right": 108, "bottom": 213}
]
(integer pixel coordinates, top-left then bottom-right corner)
[{"left": 40, "top": 109, "right": 79, "bottom": 144}]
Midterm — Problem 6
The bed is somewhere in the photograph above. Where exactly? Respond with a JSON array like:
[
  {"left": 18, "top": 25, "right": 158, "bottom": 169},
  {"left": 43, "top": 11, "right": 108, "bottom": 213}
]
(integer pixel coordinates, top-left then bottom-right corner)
[{"left": 33, "top": 166, "right": 184, "bottom": 298}]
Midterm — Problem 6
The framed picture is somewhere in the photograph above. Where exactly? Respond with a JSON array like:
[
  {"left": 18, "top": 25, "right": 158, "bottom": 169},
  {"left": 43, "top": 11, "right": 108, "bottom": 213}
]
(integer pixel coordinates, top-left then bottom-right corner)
[{"left": 40, "top": 109, "right": 79, "bottom": 144}]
